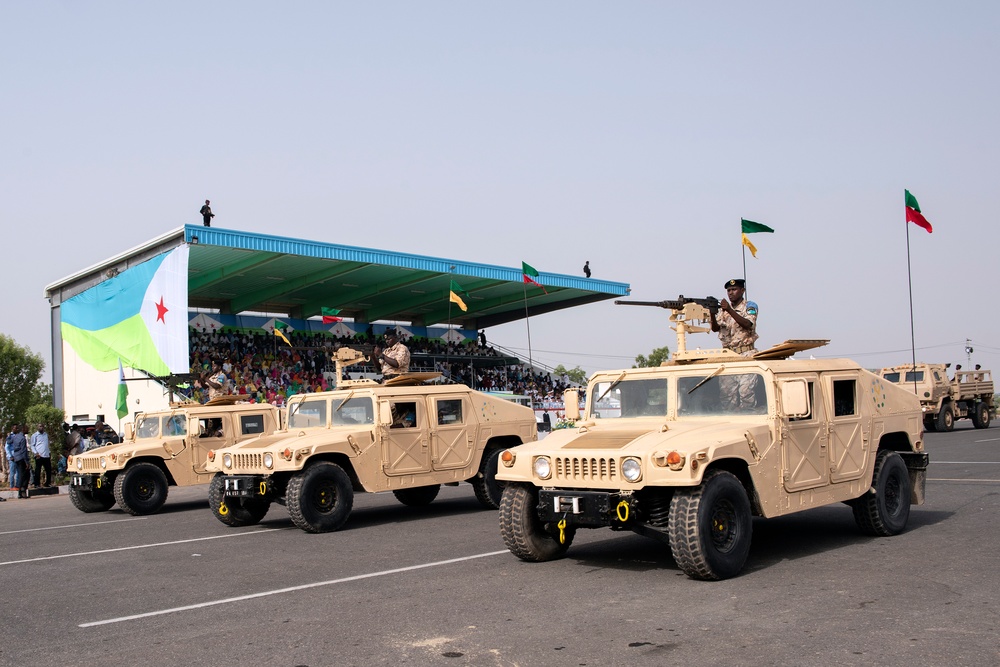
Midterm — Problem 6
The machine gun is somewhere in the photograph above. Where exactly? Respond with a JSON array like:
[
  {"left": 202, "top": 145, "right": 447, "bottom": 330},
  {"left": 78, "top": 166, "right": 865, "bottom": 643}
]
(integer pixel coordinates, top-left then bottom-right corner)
[
  {"left": 614, "top": 295, "right": 719, "bottom": 315},
  {"left": 615, "top": 295, "right": 730, "bottom": 363}
]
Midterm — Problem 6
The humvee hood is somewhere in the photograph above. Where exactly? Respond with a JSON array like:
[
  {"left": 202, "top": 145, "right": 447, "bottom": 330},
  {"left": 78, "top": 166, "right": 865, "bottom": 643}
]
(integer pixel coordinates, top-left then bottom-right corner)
[{"left": 541, "top": 420, "right": 763, "bottom": 453}]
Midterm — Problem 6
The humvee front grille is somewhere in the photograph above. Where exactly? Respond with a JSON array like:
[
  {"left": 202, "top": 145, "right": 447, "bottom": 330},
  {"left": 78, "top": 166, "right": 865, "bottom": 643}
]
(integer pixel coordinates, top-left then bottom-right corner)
[
  {"left": 554, "top": 456, "right": 618, "bottom": 481},
  {"left": 233, "top": 453, "right": 263, "bottom": 470},
  {"left": 78, "top": 458, "right": 102, "bottom": 472}
]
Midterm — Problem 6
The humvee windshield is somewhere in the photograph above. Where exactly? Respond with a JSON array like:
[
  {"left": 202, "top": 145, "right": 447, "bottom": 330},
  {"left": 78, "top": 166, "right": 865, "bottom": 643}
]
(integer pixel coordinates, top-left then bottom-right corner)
[
  {"left": 677, "top": 373, "right": 767, "bottom": 416},
  {"left": 135, "top": 414, "right": 188, "bottom": 439},
  {"left": 589, "top": 378, "right": 668, "bottom": 418},
  {"left": 332, "top": 396, "right": 374, "bottom": 425},
  {"left": 288, "top": 399, "right": 328, "bottom": 429}
]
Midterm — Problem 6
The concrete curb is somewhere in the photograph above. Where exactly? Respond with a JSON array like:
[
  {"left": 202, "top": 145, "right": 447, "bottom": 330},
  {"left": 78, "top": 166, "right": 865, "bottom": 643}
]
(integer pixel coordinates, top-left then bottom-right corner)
[{"left": 0, "top": 485, "right": 69, "bottom": 500}]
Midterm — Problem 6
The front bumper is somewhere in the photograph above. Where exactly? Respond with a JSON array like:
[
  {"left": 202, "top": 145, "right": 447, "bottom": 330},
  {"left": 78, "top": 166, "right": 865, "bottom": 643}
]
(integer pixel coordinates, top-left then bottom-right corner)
[
  {"left": 537, "top": 489, "right": 638, "bottom": 528},
  {"left": 220, "top": 475, "right": 274, "bottom": 498},
  {"left": 71, "top": 473, "right": 112, "bottom": 492}
]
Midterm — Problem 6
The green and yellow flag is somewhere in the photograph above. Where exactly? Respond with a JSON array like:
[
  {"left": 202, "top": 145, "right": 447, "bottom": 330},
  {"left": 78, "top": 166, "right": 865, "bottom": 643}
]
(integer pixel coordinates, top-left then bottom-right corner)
[
  {"left": 741, "top": 218, "right": 775, "bottom": 258},
  {"left": 274, "top": 321, "right": 292, "bottom": 347},
  {"left": 449, "top": 280, "right": 468, "bottom": 312}
]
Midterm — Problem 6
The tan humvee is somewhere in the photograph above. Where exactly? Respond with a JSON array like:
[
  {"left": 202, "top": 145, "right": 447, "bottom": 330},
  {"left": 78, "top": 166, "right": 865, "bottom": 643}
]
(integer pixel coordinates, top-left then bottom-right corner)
[
  {"left": 67, "top": 398, "right": 280, "bottom": 516},
  {"left": 879, "top": 363, "right": 994, "bottom": 431},
  {"left": 497, "top": 297, "right": 928, "bottom": 580},
  {"left": 204, "top": 349, "right": 537, "bottom": 533}
]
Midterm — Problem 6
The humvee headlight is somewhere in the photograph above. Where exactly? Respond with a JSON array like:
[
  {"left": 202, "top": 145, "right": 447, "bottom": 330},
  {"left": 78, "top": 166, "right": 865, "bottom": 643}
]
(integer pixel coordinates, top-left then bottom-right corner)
[
  {"left": 621, "top": 457, "right": 642, "bottom": 482},
  {"left": 222, "top": 453, "right": 233, "bottom": 469},
  {"left": 76, "top": 458, "right": 84, "bottom": 470},
  {"left": 533, "top": 456, "right": 552, "bottom": 480},
  {"left": 501, "top": 450, "right": 515, "bottom": 467},
  {"left": 99, "top": 457, "right": 107, "bottom": 469},
  {"left": 263, "top": 453, "right": 274, "bottom": 469}
]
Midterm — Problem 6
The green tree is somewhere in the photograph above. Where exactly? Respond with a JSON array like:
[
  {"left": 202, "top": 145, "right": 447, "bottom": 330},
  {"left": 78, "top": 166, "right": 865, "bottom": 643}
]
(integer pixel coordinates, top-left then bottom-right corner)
[
  {"left": 0, "top": 334, "right": 45, "bottom": 429},
  {"left": 553, "top": 364, "right": 588, "bottom": 385},
  {"left": 634, "top": 346, "right": 670, "bottom": 368}
]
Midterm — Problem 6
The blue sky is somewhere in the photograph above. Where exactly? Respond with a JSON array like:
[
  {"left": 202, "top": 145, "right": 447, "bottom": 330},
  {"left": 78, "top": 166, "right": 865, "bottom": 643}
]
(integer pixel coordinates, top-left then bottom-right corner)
[{"left": 3, "top": 2, "right": 998, "bottom": 378}]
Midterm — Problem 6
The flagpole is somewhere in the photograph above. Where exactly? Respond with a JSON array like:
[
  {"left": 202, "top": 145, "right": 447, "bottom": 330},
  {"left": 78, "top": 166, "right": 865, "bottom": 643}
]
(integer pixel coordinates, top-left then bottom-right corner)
[
  {"left": 904, "top": 203, "right": 918, "bottom": 394},
  {"left": 522, "top": 281, "right": 533, "bottom": 370},
  {"left": 741, "top": 242, "right": 748, "bottom": 299}
]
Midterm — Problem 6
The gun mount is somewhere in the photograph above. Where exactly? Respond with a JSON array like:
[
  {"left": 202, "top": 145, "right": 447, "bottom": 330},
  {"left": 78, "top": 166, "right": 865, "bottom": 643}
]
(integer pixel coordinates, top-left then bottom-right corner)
[{"left": 331, "top": 347, "right": 377, "bottom": 388}]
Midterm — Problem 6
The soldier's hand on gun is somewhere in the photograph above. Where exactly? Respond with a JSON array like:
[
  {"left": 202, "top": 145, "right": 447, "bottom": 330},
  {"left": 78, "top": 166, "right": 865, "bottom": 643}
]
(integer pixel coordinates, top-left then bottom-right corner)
[{"left": 719, "top": 298, "right": 731, "bottom": 312}]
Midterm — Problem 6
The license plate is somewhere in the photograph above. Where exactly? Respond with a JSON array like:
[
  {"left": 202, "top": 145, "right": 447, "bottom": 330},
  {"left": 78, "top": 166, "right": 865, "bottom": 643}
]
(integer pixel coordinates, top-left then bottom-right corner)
[
  {"left": 223, "top": 477, "right": 256, "bottom": 497},
  {"left": 71, "top": 475, "right": 93, "bottom": 489}
]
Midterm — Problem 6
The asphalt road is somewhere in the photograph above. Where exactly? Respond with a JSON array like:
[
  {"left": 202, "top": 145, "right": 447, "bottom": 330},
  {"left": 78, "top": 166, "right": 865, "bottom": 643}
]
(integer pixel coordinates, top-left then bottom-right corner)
[{"left": 2, "top": 424, "right": 999, "bottom": 667}]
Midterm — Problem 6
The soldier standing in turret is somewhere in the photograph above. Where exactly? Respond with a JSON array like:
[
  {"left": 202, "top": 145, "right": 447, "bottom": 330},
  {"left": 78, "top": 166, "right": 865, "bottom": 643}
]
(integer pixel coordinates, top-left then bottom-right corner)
[{"left": 710, "top": 278, "right": 760, "bottom": 410}]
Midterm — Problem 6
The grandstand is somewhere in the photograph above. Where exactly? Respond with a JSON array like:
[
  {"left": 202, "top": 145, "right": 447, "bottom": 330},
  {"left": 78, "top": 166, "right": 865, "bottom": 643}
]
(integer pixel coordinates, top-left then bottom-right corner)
[{"left": 45, "top": 225, "right": 630, "bottom": 424}]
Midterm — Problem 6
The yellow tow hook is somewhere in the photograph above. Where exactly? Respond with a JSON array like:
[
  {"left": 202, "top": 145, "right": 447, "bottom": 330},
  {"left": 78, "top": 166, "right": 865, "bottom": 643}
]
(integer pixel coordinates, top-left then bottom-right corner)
[
  {"left": 259, "top": 481, "right": 267, "bottom": 496},
  {"left": 557, "top": 519, "right": 567, "bottom": 545},
  {"left": 96, "top": 478, "right": 102, "bottom": 489},
  {"left": 219, "top": 501, "right": 229, "bottom": 516},
  {"left": 616, "top": 500, "right": 630, "bottom": 522}
]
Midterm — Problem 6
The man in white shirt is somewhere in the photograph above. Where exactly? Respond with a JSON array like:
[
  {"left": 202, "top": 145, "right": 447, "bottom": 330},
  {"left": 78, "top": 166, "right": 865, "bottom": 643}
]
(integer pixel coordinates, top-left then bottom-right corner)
[{"left": 30, "top": 423, "right": 51, "bottom": 488}]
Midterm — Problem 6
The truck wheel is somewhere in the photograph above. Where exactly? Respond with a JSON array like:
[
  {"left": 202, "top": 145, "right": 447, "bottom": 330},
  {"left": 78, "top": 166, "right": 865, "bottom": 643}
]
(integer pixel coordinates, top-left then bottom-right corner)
[
  {"left": 668, "top": 469, "right": 753, "bottom": 581},
  {"left": 936, "top": 405, "right": 954, "bottom": 432},
  {"left": 471, "top": 448, "right": 504, "bottom": 509},
  {"left": 286, "top": 462, "right": 354, "bottom": 533},
  {"left": 972, "top": 403, "right": 991, "bottom": 429},
  {"left": 499, "top": 483, "right": 574, "bottom": 561},
  {"left": 393, "top": 485, "right": 440, "bottom": 506},
  {"left": 114, "top": 462, "right": 168, "bottom": 516},
  {"left": 69, "top": 485, "right": 116, "bottom": 513},
  {"left": 852, "top": 450, "right": 911, "bottom": 536},
  {"left": 208, "top": 474, "right": 271, "bottom": 527}
]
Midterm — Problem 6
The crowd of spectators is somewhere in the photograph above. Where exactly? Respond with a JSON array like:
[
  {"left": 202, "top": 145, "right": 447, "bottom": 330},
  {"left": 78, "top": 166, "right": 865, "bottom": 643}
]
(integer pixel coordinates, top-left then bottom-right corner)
[{"left": 185, "top": 328, "right": 568, "bottom": 407}]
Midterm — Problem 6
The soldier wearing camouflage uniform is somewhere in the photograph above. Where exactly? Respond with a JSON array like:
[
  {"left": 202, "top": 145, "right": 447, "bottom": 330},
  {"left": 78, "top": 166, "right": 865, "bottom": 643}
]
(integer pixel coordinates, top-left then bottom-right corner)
[{"left": 710, "top": 278, "right": 760, "bottom": 410}]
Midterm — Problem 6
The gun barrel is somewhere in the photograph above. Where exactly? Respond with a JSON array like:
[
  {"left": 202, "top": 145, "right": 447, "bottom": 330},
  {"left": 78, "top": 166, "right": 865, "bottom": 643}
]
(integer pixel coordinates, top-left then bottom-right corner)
[{"left": 614, "top": 300, "right": 671, "bottom": 307}]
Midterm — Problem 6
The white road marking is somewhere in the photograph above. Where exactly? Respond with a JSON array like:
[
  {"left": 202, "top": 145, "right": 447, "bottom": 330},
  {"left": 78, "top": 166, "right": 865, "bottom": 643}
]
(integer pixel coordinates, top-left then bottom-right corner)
[
  {"left": 974, "top": 438, "right": 1000, "bottom": 443},
  {"left": 929, "top": 478, "right": 1000, "bottom": 483},
  {"left": 80, "top": 549, "right": 509, "bottom": 627},
  {"left": 931, "top": 461, "right": 1000, "bottom": 464},
  {"left": 0, "top": 528, "right": 285, "bottom": 567},
  {"left": 0, "top": 517, "right": 146, "bottom": 536}
]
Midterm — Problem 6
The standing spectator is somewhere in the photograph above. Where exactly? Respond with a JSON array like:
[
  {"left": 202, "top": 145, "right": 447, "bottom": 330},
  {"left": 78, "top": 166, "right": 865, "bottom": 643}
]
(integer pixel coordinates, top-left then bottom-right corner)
[
  {"left": 479, "top": 330, "right": 487, "bottom": 347},
  {"left": 30, "top": 423, "right": 51, "bottom": 488},
  {"left": 583, "top": 261, "right": 591, "bottom": 278},
  {"left": 200, "top": 199, "right": 214, "bottom": 227},
  {"left": 6, "top": 425, "right": 30, "bottom": 498}
]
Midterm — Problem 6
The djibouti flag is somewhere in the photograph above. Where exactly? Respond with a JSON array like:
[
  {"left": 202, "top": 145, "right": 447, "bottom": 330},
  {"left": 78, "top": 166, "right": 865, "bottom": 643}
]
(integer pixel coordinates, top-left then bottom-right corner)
[{"left": 60, "top": 246, "right": 190, "bottom": 375}]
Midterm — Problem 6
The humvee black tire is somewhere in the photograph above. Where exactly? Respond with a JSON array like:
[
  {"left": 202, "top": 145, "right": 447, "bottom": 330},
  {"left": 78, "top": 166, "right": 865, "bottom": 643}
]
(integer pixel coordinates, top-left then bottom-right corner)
[
  {"left": 937, "top": 404, "right": 954, "bottom": 432},
  {"left": 499, "top": 483, "right": 574, "bottom": 561},
  {"left": 286, "top": 462, "right": 354, "bottom": 533},
  {"left": 667, "top": 469, "right": 752, "bottom": 581},
  {"left": 924, "top": 417, "right": 937, "bottom": 432},
  {"left": 208, "top": 474, "right": 271, "bottom": 527},
  {"left": 393, "top": 484, "right": 440, "bottom": 506},
  {"left": 69, "top": 485, "right": 116, "bottom": 513},
  {"left": 972, "top": 403, "right": 991, "bottom": 429},
  {"left": 114, "top": 462, "right": 168, "bottom": 516},
  {"left": 852, "top": 450, "right": 911, "bottom": 537},
  {"left": 471, "top": 448, "right": 504, "bottom": 509}
]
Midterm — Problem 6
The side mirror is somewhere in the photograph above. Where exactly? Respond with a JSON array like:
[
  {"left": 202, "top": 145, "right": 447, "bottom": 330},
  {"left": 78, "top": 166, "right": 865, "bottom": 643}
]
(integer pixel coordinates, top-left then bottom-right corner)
[
  {"left": 780, "top": 380, "right": 810, "bottom": 418},
  {"left": 563, "top": 389, "right": 581, "bottom": 421},
  {"left": 124, "top": 423, "right": 135, "bottom": 441},
  {"left": 377, "top": 400, "right": 394, "bottom": 426}
]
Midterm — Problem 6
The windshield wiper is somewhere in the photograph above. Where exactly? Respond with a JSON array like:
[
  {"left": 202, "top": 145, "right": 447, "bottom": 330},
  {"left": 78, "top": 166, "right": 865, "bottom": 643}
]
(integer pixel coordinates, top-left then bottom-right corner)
[
  {"left": 597, "top": 371, "right": 628, "bottom": 403},
  {"left": 334, "top": 390, "right": 356, "bottom": 413},
  {"left": 687, "top": 366, "right": 726, "bottom": 395}
]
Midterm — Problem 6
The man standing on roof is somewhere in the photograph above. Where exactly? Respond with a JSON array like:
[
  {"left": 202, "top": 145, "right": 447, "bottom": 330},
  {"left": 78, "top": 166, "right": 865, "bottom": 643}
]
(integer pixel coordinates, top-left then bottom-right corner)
[
  {"left": 710, "top": 278, "right": 760, "bottom": 410},
  {"left": 200, "top": 200, "right": 214, "bottom": 227},
  {"left": 373, "top": 328, "right": 410, "bottom": 380}
]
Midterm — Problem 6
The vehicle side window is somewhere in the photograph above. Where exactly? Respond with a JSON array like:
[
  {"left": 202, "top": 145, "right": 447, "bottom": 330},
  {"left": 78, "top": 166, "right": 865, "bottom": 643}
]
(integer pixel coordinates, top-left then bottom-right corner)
[
  {"left": 789, "top": 382, "right": 815, "bottom": 422},
  {"left": 833, "top": 380, "right": 856, "bottom": 417},
  {"left": 198, "top": 417, "right": 225, "bottom": 438},
  {"left": 882, "top": 372, "right": 900, "bottom": 383},
  {"left": 240, "top": 414, "right": 266, "bottom": 435},
  {"left": 164, "top": 415, "right": 187, "bottom": 436},
  {"left": 437, "top": 399, "right": 463, "bottom": 425},
  {"left": 390, "top": 401, "right": 418, "bottom": 429}
]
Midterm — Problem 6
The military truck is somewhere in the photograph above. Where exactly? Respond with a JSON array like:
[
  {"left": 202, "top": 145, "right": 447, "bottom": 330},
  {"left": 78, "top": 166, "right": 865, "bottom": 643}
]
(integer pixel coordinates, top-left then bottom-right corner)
[
  {"left": 496, "top": 296, "right": 928, "bottom": 580},
  {"left": 67, "top": 399, "right": 280, "bottom": 515},
  {"left": 880, "top": 363, "right": 994, "bottom": 431},
  {"left": 204, "top": 348, "right": 537, "bottom": 533}
]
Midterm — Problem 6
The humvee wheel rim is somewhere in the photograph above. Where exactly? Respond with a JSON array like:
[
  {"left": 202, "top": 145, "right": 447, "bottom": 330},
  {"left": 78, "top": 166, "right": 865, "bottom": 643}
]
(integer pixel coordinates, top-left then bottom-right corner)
[
  {"left": 884, "top": 470, "right": 901, "bottom": 515},
  {"left": 710, "top": 500, "right": 739, "bottom": 552},
  {"left": 313, "top": 483, "right": 336, "bottom": 513},
  {"left": 136, "top": 479, "right": 154, "bottom": 501}
]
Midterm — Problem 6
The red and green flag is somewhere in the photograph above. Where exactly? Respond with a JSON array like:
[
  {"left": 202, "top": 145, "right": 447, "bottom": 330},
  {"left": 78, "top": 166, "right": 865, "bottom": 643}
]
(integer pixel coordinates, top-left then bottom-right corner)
[
  {"left": 905, "top": 190, "right": 933, "bottom": 233},
  {"left": 449, "top": 280, "right": 468, "bottom": 312},
  {"left": 740, "top": 218, "right": 774, "bottom": 258},
  {"left": 321, "top": 307, "right": 343, "bottom": 324},
  {"left": 522, "top": 261, "right": 547, "bottom": 294}
]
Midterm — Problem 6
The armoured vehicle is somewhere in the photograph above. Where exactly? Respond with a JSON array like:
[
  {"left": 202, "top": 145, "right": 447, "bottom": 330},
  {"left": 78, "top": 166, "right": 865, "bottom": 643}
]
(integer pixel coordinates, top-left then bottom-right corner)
[
  {"left": 205, "top": 348, "right": 537, "bottom": 533},
  {"left": 67, "top": 399, "right": 280, "bottom": 515},
  {"left": 879, "top": 363, "right": 993, "bottom": 431},
  {"left": 497, "top": 297, "right": 928, "bottom": 580}
]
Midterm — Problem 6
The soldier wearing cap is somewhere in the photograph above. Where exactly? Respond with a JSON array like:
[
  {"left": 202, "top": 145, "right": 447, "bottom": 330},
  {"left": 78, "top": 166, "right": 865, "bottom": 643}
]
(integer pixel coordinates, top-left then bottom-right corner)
[
  {"left": 373, "top": 328, "right": 410, "bottom": 379},
  {"left": 710, "top": 278, "right": 760, "bottom": 410}
]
